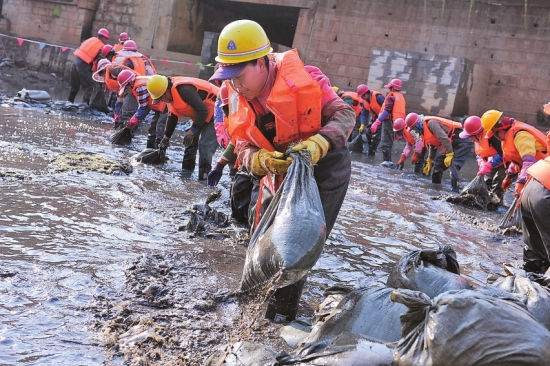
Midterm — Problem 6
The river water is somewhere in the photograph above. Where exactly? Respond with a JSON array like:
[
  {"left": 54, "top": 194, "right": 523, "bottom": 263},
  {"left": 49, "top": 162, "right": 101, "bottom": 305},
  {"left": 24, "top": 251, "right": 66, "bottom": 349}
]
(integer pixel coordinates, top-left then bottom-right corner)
[{"left": 0, "top": 100, "right": 523, "bottom": 365}]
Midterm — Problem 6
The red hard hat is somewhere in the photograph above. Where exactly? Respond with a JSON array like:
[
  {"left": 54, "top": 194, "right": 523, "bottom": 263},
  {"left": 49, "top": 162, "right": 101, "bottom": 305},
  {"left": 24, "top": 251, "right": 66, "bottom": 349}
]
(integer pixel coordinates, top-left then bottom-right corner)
[
  {"left": 97, "top": 28, "right": 110, "bottom": 39},
  {"left": 96, "top": 59, "right": 111, "bottom": 72},
  {"left": 356, "top": 84, "right": 369, "bottom": 97},
  {"left": 384, "top": 78, "right": 402, "bottom": 91},
  {"left": 122, "top": 40, "right": 138, "bottom": 51},
  {"left": 220, "top": 84, "right": 229, "bottom": 106},
  {"left": 119, "top": 32, "right": 129, "bottom": 42},
  {"left": 117, "top": 69, "right": 136, "bottom": 92},
  {"left": 405, "top": 112, "right": 419, "bottom": 129},
  {"left": 101, "top": 44, "right": 114, "bottom": 58},
  {"left": 392, "top": 118, "right": 406, "bottom": 132},
  {"left": 459, "top": 116, "right": 483, "bottom": 139}
]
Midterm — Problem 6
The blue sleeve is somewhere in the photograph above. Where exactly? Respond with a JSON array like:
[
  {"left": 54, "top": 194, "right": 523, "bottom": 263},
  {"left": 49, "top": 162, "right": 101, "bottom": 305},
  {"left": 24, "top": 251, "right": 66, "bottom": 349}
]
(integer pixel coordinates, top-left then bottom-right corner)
[
  {"left": 214, "top": 98, "right": 224, "bottom": 123},
  {"left": 135, "top": 107, "right": 149, "bottom": 121},
  {"left": 491, "top": 154, "right": 503, "bottom": 167},
  {"left": 360, "top": 107, "right": 370, "bottom": 125},
  {"left": 376, "top": 94, "right": 385, "bottom": 106},
  {"left": 114, "top": 100, "right": 122, "bottom": 115},
  {"left": 378, "top": 110, "right": 389, "bottom": 122}
]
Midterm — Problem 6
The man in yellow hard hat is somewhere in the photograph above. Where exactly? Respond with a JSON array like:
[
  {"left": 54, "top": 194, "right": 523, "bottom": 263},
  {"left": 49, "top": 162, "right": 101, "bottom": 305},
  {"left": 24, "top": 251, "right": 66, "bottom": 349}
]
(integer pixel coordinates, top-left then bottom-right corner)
[
  {"left": 146, "top": 74, "right": 219, "bottom": 180},
  {"left": 481, "top": 109, "right": 548, "bottom": 197},
  {"left": 209, "top": 19, "right": 355, "bottom": 323}
]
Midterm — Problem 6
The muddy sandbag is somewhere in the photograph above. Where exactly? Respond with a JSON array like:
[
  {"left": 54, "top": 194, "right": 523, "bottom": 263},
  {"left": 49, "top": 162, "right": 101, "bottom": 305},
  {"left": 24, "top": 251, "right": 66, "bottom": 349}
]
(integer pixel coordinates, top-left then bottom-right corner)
[
  {"left": 204, "top": 341, "right": 278, "bottom": 366},
  {"left": 89, "top": 83, "right": 110, "bottom": 113},
  {"left": 498, "top": 194, "right": 522, "bottom": 230},
  {"left": 488, "top": 264, "right": 550, "bottom": 330},
  {"left": 239, "top": 151, "right": 326, "bottom": 292},
  {"left": 386, "top": 245, "right": 473, "bottom": 298},
  {"left": 446, "top": 174, "right": 499, "bottom": 211},
  {"left": 277, "top": 332, "right": 394, "bottom": 365},
  {"left": 349, "top": 133, "right": 363, "bottom": 153},
  {"left": 108, "top": 127, "right": 132, "bottom": 145},
  {"left": 301, "top": 287, "right": 405, "bottom": 348},
  {"left": 391, "top": 288, "right": 550, "bottom": 366}
]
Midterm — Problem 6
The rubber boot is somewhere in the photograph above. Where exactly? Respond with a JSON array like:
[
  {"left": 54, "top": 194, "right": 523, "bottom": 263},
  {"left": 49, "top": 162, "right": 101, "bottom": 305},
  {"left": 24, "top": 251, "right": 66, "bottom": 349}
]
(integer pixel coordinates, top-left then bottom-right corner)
[
  {"left": 382, "top": 148, "right": 391, "bottom": 163},
  {"left": 265, "top": 278, "right": 306, "bottom": 323},
  {"left": 67, "top": 91, "right": 77, "bottom": 104},
  {"left": 432, "top": 170, "right": 443, "bottom": 184},
  {"left": 451, "top": 178, "right": 459, "bottom": 193},
  {"left": 146, "top": 134, "right": 156, "bottom": 149}
]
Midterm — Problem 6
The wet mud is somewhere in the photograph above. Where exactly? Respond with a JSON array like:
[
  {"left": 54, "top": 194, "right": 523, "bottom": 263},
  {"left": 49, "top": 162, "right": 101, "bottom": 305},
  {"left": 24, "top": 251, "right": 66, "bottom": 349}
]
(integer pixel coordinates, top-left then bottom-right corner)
[{"left": 0, "top": 68, "right": 527, "bottom": 365}]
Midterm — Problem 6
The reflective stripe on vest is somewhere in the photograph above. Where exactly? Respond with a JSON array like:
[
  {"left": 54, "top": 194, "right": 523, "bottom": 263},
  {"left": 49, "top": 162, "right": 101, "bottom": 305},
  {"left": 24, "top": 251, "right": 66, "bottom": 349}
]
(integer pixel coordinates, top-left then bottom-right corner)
[{"left": 168, "top": 77, "right": 218, "bottom": 121}]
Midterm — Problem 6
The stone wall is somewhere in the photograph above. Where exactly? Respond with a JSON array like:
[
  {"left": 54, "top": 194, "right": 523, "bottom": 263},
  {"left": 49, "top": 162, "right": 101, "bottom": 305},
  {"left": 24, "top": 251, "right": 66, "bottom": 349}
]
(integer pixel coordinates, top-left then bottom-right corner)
[{"left": 367, "top": 48, "right": 492, "bottom": 118}]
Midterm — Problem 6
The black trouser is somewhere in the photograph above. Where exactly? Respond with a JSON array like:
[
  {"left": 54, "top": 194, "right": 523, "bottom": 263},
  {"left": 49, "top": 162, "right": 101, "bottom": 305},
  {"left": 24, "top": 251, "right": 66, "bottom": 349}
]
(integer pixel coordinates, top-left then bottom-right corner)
[
  {"left": 230, "top": 166, "right": 255, "bottom": 225},
  {"left": 379, "top": 117, "right": 394, "bottom": 162},
  {"left": 431, "top": 132, "right": 473, "bottom": 185},
  {"left": 67, "top": 58, "right": 94, "bottom": 104},
  {"left": 365, "top": 127, "right": 381, "bottom": 156},
  {"left": 181, "top": 119, "right": 218, "bottom": 179},
  {"left": 120, "top": 89, "right": 139, "bottom": 127},
  {"left": 147, "top": 110, "right": 168, "bottom": 148},
  {"left": 521, "top": 178, "right": 550, "bottom": 273}
]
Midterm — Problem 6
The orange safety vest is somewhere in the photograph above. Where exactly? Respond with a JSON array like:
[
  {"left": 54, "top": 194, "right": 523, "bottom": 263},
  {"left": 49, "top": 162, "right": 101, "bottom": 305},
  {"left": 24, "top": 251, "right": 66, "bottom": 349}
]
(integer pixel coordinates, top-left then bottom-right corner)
[
  {"left": 366, "top": 90, "right": 383, "bottom": 117},
  {"left": 341, "top": 91, "right": 362, "bottom": 118},
  {"left": 501, "top": 121, "right": 548, "bottom": 165},
  {"left": 73, "top": 37, "right": 104, "bottom": 65},
  {"left": 422, "top": 116, "right": 462, "bottom": 151},
  {"left": 130, "top": 76, "right": 167, "bottom": 113},
  {"left": 113, "top": 53, "right": 156, "bottom": 76},
  {"left": 527, "top": 156, "right": 550, "bottom": 191},
  {"left": 104, "top": 64, "right": 137, "bottom": 93},
  {"left": 474, "top": 137, "right": 498, "bottom": 159},
  {"left": 168, "top": 77, "right": 218, "bottom": 122},
  {"left": 113, "top": 43, "right": 124, "bottom": 53},
  {"left": 381, "top": 91, "right": 406, "bottom": 121},
  {"left": 403, "top": 128, "right": 415, "bottom": 145},
  {"left": 226, "top": 49, "right": 322, "bottom": 151}
]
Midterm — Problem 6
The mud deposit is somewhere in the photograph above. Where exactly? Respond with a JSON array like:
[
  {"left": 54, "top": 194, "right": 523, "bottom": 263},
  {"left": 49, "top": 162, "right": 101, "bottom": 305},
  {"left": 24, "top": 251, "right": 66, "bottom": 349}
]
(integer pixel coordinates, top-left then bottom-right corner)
[{"left": 0, "top": 68, "right": 527, "bottom": 365}]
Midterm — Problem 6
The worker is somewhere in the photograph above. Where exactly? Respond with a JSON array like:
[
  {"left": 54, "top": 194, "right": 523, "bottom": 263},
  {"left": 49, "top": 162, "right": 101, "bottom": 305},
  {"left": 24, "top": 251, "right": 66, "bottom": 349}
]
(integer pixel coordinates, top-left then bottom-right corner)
[
  {"left": 392, "top": 118, "right": 424, "bottom": 171},
  {"left": 520, "top": 156, "right": 550, "bottom": 273},
  {"left": 357, "top": 84, "right": 385, "bottom": 156},
  {"left": 113, "top": 40, "right": 156, "bottom": 76},
  {"left": 209, "top": 20, "right": 355, "bottom": 323},
  {"left": 406, "top": 112, "right": 472, "bottom": 192},
  {"left": 68, "top": 28, "right": 110, "bottom": 105},
  {"left": 146, "top": 74, "right": 219, "bottom": 180},
  {"left": 481, "top": 109, "right": 547, "bottom": 197},
  {"left": 113, "top": 32, "right": 130, "bottom": 52},
  {"left": 459, "top": 115, "right": 505, "bottom": 201},
  {"left": 117, "top": 70, "right": 168, "bottom": 146},
  {"left": 370, "top": 78, "right": 406, "bottom": 164}
]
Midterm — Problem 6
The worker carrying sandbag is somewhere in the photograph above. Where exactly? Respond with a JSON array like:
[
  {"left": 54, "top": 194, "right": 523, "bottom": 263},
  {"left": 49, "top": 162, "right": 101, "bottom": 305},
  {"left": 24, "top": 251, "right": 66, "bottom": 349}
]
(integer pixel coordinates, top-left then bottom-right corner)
[{"left": 209, "top": 19, "right": 355, "bottom": 322}]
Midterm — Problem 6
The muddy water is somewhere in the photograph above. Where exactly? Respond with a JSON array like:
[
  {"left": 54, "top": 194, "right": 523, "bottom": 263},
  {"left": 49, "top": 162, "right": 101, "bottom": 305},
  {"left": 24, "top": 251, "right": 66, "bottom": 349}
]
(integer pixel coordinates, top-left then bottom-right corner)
[{"left": 0, "top": 103, "right": 523, "bottom": 365}]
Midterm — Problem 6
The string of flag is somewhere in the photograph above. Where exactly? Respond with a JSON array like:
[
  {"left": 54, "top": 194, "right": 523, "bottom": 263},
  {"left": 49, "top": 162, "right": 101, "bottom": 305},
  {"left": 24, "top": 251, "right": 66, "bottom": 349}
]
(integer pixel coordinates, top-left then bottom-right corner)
[{"left": 0, "top": 32, "right": 216, "bottom": 68}]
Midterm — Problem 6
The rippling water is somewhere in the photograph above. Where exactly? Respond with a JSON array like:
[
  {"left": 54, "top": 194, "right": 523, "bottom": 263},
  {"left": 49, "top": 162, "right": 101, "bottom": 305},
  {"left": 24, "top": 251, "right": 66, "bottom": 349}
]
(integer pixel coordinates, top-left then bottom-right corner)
[{"left": 0, "top": 105, "right": 523, "bottom": 364}]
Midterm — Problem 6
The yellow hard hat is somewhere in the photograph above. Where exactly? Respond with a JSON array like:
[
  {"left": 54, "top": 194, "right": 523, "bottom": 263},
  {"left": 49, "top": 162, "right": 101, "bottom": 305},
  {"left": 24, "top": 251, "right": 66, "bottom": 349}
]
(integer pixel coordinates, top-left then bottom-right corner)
[
  {"left": 216, "top": 20, "right": 273, "bottom": 64},
  {"left": 146, "top": 75, "right": 169, "bottom": 100},
  {"left": 480, "top": 109, "right": 503, "bottom": 131}
]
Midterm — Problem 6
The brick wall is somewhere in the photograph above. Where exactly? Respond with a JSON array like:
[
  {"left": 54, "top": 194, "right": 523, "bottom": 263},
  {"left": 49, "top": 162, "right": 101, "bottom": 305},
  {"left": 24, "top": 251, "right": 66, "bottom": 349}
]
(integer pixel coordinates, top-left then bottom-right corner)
[{"left": 294, "top": 0, "right": 550, "bottom": 123}]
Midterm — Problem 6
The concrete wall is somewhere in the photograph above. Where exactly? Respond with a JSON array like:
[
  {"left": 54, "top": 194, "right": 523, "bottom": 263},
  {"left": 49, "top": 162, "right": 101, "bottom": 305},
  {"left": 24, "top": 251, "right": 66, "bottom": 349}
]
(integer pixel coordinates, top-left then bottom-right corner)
[
  {"left": 367, "top": 48, "right": 492, "bottom": 118},
  {"left": 294, "top": 0, "right": 550, "bottom": 123}
]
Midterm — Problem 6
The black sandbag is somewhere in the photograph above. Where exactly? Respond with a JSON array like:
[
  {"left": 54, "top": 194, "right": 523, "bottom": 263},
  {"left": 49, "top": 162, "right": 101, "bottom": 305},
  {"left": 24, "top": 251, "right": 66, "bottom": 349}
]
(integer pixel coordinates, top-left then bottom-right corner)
[
  {"left": 301, "top": 287, "right": 405, "bottom": 348},
  {"left": 488, "top": 264, "right": 550, "bottom": 330},
  {"left": 89, "top": 83, "right": 110, "bottom": 113},
  {"left": 349, "top": 133, "right": 363, "bottom": 153},
  {"left": 239, "top": 151, "right": 326, "bottom": 292},
  {"left": 133, "top": 148, "right": 166, "bottom": 164},
  {"left": 386, "top": 245, "right": 473, "bottom": 298},
  {"left": 498, "top": 194, "right": 522, "bottom": 230},
  {"left": 108, "top": 127, "right": 132, "bottom": 145},
  {"left": 277, "top": 332, "right": 394, "bottom": 366},
  {"left": 446, "top": 174, "right": 499, "bottom": 210},
  {"left": 391, "top": 288, "right": 550, "bottom": 366}
]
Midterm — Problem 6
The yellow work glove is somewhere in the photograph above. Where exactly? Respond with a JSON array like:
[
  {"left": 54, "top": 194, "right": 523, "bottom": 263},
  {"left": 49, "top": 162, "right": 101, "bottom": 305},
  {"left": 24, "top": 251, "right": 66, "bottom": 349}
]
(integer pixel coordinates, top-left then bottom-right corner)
[
  {"left": 251, "top": 148, "right": 293, "bottom": 176},
  {"left": 444, "top": 151, "right": 454, "bottom": 168},
  {"left": 423, "top": 158, "right": 433, "bottom": 175},
  {"left": 359, "top": 124, "right": 366, "bottom": 134},
  {"left": 292, "top": 134, "right": 330, "bottom": 164}
]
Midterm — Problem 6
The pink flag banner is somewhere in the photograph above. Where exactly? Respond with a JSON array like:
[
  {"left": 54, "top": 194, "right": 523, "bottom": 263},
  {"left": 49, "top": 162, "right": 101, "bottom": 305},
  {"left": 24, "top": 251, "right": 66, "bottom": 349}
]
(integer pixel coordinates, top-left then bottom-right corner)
[{"left": 17, "top": 38, "right": 24, "bottom": 46}]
